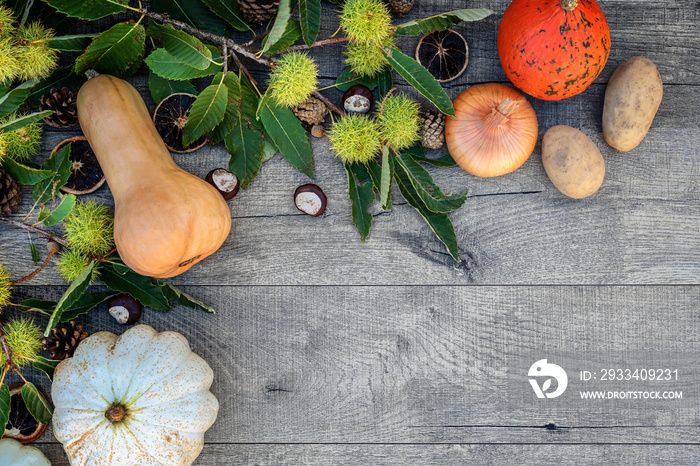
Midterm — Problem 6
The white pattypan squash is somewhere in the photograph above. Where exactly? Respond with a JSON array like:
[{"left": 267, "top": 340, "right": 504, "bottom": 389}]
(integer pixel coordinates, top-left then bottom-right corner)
[
  {"left": 0, "top": 438, "right": 51, "bottom": 466},
  {"left": 51, "top": 324, "right": 219, "bottom": 466}
]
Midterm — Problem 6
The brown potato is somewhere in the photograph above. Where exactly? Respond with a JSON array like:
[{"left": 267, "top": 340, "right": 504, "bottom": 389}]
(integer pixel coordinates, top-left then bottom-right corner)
[
  {"left": 602, "top": 56, "right": 663, "bottom": 151},
  {"left": 542, "top": 125, "right": 605, "bottom": 199}
]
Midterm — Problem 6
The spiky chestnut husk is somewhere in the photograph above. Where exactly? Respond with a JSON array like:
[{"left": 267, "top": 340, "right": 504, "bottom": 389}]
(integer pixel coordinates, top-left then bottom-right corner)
[
  {"left": 340, "top": 0, "right": 392, "bottom": 47},
  {"left": 377, "top": 93, "right": 421, "bottom": 150},
  {"left": 0, "top": 133, "right": 8, "bottom": 163},
  {"left": 2, "top": 115, "right": 42, "bottom": 161},
  {"left": 268, "top": 51, "right": 319, "bottom": 108},
  {"left": 344, "top": 37, "right": 393, "bottom": 77},
  {"left": 0, "top": 6, "right": 16, "bottom": 39},
  {"left": 15, "top": 23, "right": 58, "bottom": 81},
  {"left": 62, "top": 199, "right": 115, "bottom": 257},
  {"left": 0, "top": 39, "right": 20, "bottom": 84},
  {"left": 0, "top": 263, "right": 11, "bottom": 309},
  {"left": 56, "top": 249, "right": 95, "bottom": 283},
  {"left": 0, "top": 317, "right": 43, "bottom": 368},
  {"left": 328, "top": 114, "right": 382, "bottom": 165}
]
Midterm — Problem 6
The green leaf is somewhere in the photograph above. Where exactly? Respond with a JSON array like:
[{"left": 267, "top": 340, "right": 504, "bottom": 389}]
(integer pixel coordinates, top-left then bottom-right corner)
[
  {"left": 260, "top": 99, "right": 315, "bottom": 178},
  {"left": 379, "top": 146, "right": 393, "bottom": 210},
  {"left": 183, "top": 72, "right": 228, "bottom": 147},
  {"left": 148, "top": 72, "right": 196, "bottom": 106},
  {"left": 0, "top": 85, "right": 32, "bottom": 119},
  {"left": 33, "top": 356, "right": 60, "bottom": 382},
  {"left": 45, "top": 261, "right": 96, "bottom": 335},
  {"left": 0, "top": 158, "right": 53, "bottom": 185},
  {"left": 384, "top": 48, "right": 454, "bottom": 116},
  {"left": 377, "top": 66, "right": 393, "bottom": 99},
  {"left": 21, "top": 382, "right": 53, "bottom": 424},
  {"left": 225, "top": 119, "right": 265, "bottom": 189},
  {"left": 201, "top": 0, "right": 252, "bottom": 32},
  {"left": 395, "top": 153, "right": 467, "bottom": 213},
  {"left": 147, "top": 23, "right": 212, "bottom": 71},
  {"left": 262, "top": 138, "right": 278, "bottom": 162},
  {"left": 151, "top": 0, "right": 228, "bottom": 36},
  {"left": 0, "top": 384, "right": 10, "bottom": 434},
  {"left": 100, "top": 263, "right": 170, "bottom": 311},
  {"left": 394, "top": 161, "right": 460, "bottom": 261},
  {"left": 413, "top": 152, "right": 456, "bottom": 167},
  {"left": 262, "top": 0, "right": 292, "bottom": 53},
  {"left": 41, "top": 193, "right": 76, "bottom": 226},
  {"left": 32, "top": 142, "right": 72, "bottom": 203},
  {"left": 47, "top": 33, "right": 97, "bottom": 51},
  {"left": 146, "top": 46, "right": 222, "bottom": 81},
  {"left": 26, "top": 67, "right": 85, "bottom": 107},
  {"left": 209, "top": 72, "right": 241, "bottom": 143},
  {"left": 336, "top": 67, "right": 378, "bottom": 92},
  {"left": 18, "top": 298, "right": 56, "bottom": 315},
  {"left": 261, "top": 20, "right": 301, "bottom": 54},
  {"left": 45, "top": 0, "right": 129, "bottom": 20},
  {"left": 395, "top": 8, "right": 494, "bottom": 36},
  {"left": 61, "top": 291, "right": 117, "bottom": 322},
  {"left": 0, "top": 111, "right": 53, "bottom": 132},
  {"left": 74, "top": 22, "right": 146, "bottom": 77},
  {"left": 158, "top": 281, "right": 216, "bottom": 314},
  {"left": 30, "top": 240, "right": 38, "bottom": 265},
  {"left": 299, "top": 0, "right": 321, "bottom": 46},
  {"left": 345, "top": 162, "right": 375, "bottom": 241}
]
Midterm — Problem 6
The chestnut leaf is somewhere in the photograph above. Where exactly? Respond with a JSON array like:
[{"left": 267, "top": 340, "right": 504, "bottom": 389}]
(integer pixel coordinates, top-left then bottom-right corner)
[
  {"left": 394, "top": 8, "right": 494, "bottom": 36},
  {"left": 45, "top": 0, "right": 129, "bottom": 20},
  {"left": 21, "top": 382, "right": 53, "bottom": 425},
  {"left": 148, "top": 72, "right": 196, "bottom": 106},
  {"left": 393, "top": 162, "right": 460, "bottom": 261},
  {"left": 394, "top": 153, "right": 467, "bottom": 213},
  {"left": 201, "top": 0, "right": 253, "bottom": 32},
  {"left": 299, "top": 0, "right": 321, "bottom": 46},
  {"left": 146, "top": 45, "right": 223, "bottom": 81},
  {"left": 74, "top": 22, "right": 146, "bottom": 78},
  {"left": 147, "top": 23, "right": 212, "bottom": 71},
  {"left": 33, "top": 357, "right": 60, "bottom": 383},
  {"left": 151, "top": 0, "right": 228, "bottom": 37},
  {"left": 182, "top": 72, "right": 228, "bottom": 148},
  {"left": 99, "top": 263, "right": 171, "bottom": 312},
  {"left": 260, "top": 99, "right": 315, "bottom": 178},
  {"left": 45, "top": 261, "right": 96, "bottom": 336},
  {"left": 262, "top": 0, "right": 292, "bottom": 53},
  {"left": 345, "top": 163, "right": 375, "bottom": 242},
  {"left": 0, "top": 385, "right": 10, "bottom": 437}
]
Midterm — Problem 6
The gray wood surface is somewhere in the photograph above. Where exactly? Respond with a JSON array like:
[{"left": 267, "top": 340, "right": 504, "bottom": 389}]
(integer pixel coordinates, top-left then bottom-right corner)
[{"left": 0, "top": 0, "right": 698, "bottom": 463}]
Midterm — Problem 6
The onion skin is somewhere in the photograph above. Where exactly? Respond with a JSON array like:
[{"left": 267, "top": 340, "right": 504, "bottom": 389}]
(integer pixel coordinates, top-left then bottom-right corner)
[{"left": 445, "top": 83, "right": 538, "bottom": 178}]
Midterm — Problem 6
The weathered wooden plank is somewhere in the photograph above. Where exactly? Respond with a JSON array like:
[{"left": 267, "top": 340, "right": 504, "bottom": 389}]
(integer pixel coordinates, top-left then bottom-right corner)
[
  {"left": 35, "top": 443, "right": 700, "bottom": 466},
  {"left": 5, "top": 285, "right": 699, "bottom": 445}
]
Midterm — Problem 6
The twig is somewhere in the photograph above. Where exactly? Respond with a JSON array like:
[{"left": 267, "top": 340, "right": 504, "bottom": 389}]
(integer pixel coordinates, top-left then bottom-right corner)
[
  {"left": 222, "top": 42, "right": 228, "bottom": 74},
  {"left": 245, "top": 31, "right": 269, "bottom": 47},
  {"left": 10, "top": 248, "right": 58, "bottom": 285},
  {"left": 230, "top": 50, "right": 258, "bottom": 86},
  {"left": 0, "top": 324, "right": 17, "bottom": 372},
  {"left": 0, "top": 218, "right": 68, "bottom": 247},
  {"left": 313, "top": 91, "right": 345, "bottom": 116},
  {"left": 284, "top": 36, "right": 350, "bottom": 53}
]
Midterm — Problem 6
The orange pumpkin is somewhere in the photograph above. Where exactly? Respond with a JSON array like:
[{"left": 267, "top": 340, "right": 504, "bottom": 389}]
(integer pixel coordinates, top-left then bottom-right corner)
[
  {"left": 77, "top": 75, "right": 231, "bottom": 278},
  {"left": 497, "top": 0, "right": 610, "bottom": 101}
]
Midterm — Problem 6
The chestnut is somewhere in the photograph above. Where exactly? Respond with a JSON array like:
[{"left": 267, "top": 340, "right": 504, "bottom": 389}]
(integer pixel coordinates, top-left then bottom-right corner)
[
  {"left": 294, "top": 184, "right": 327, "bottom": 216},
  {"left": 342, "top": 84, "right": 373, "bottom": 114},
  {"left": 108, "top": 294, "right": 142, "bottom": 325},
  {"left": 205, "top": 168, "right": 239, "bottom": 200}
]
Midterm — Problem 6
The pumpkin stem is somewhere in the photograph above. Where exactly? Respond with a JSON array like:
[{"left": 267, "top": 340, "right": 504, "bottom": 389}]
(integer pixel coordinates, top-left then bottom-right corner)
[
  {"left": 483, "top": 98, "right": 519, "bottom": 129},
  {"left": 560, "top": 0, "right": 577, "bottom": 11},
  {"left": 105, "top": 404, "right": 127, "bottom": 423}
]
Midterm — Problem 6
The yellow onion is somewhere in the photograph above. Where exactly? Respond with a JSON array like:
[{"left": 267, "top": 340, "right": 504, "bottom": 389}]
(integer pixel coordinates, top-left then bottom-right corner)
[{"left": 445, "top": 83, "right": 538, "bottom": 177}]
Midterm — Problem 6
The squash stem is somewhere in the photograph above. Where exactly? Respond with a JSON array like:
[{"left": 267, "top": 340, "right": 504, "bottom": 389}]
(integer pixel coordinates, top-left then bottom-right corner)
[
  {"left": 561, "top": 0, "right": 577, "bottom": 11},
  {"left": 105, "top": 404, "right": 128, "bottom": 423}
]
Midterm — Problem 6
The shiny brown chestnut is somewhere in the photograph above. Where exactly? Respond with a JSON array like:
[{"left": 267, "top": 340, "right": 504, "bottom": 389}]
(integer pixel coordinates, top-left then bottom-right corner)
[
  {"left": 108, "top": 294, "right": 142, "bottom": 325},
  {"left": 294, "top": 184, "right": 327, "bottom": 216},
  {"left": 342, "top": 84, "right": 373, "bottom": 114},
  {"left": 205, "top": 168, "right": 239, "bottom": 200}
]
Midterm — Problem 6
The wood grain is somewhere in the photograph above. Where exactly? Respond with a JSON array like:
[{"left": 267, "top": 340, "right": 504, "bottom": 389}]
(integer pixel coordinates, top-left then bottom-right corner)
[
  {"left": 34, "top": 443, "right": 700, "bottom": 466},
  {"left": 5, "top": 285, "right": 698, "bottom": 450}
]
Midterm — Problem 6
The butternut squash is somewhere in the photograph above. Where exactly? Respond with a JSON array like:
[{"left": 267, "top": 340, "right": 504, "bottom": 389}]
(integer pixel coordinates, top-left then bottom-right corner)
[{"left": 77, "top": 74, "right": 231, "bottom": 278}]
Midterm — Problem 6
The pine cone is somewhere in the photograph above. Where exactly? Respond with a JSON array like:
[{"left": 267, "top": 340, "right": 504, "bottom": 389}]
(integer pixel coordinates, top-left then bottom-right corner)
[
  {"left": 389, "top": 0, "right": 414, "bottom": 15},
  {"left": 239, "top": 0, "right": 279, "bottom": 23},
  {"left": 39, "top": 87, "right": 78, "bottom": 128},
  {"left": 420, "top": 109, "right": 445, "bottom": 150},
  {"left": 0, "top": 170, "right": 21, "bottom": 217},
  {"left": 42, "top": 321, "right": 88, "bottom": 360},
  {"left": 293, "top": 97, "right": 328, "bottom": 126}
]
